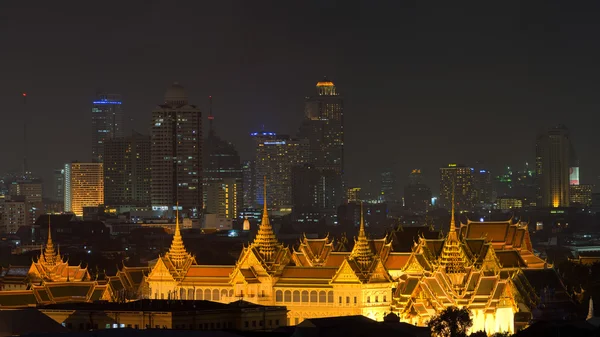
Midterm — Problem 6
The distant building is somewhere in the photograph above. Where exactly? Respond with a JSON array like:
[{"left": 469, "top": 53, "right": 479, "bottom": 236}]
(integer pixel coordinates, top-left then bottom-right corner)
[
  {"left": 242, "top": 160, "right": 255, "bottom": 208},
  {"left": 472, "top": 167, "right": 493, "bottom": 206},
  {"left": 298, "top": 78, "right": 344, "bottom": 210},
  {"left": 103, "top": 131, "right": 151, "bottom": 207},
  {"left": 253, "top": 131, "right": 308, "bottom": 211},
  {"left": 347, "top": 187, "right": 362, "bottom": 203},
  {"left": 292, "top": 164, "right": 341, "bottom": 220},
  {"left": 496, "top": 197, "right": 523, "bottom": 211},
  {"left": 9, "top": 179, "right": 44, "bottom": 225},
  {"left": 2, "top": 198, "right": 26, "bottom": 234},
  {"left": 51, "top": 169, "right": 64, "bottom": 203},
  {"left": 150, "top": 83, "right": 202, "bottom": 217},
  {"left": 404, "top": 183, "right": 432, "bottom": 214},
  {"left": 591, "top": 193, "right": 600, "bottom": 214},
  {"left": 91, "top": 93, "right": 124, "bottom": 163},
  {"left": 408, "top": 169, "right": 424, "bottom": 185},
  {"left": 570, "top": 184, "right": 593, "bottom": 207},
  {"left": 203, "top": 112, "right": 242, "bottom": 220},
  {"left": 64, "top": 162, "right": 104, "bottom": 217},
  {"left": 536, "top": 125, "right": 572, "bottom": 207},
  {"left": 439, "top": 164, "right": 473, "bottom": 211},
  {"left": 380, "top": 170, "right": 397, "bottom": 204}
]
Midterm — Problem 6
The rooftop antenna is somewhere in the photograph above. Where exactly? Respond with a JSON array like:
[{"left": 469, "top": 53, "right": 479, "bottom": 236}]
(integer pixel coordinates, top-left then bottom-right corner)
[
  {"left": 22, "top": 92, "right": 28, "bottom": 179},
  {"left": 208, "top": 95, "right": 214, "bottom": 136}
]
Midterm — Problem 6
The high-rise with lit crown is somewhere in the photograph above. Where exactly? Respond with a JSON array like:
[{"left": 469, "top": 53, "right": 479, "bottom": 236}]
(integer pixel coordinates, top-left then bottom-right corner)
[
  {"left": 537, "top": 125, "right": 571, "bottom": 208},
  {"left": 298, "top": 78, "right": 344, "bottom": 211},
  {"left": 64, "top": 162, "right": 104, "bottom": 217},
  {"left": 151, "top": 83, "right": 202, "bottom": 217},
  {"left": 91, "top": 93, "right": 124, "bottom": 163},
  {"left": 439, "top": 164, "right": 473, "bottom": 211}
]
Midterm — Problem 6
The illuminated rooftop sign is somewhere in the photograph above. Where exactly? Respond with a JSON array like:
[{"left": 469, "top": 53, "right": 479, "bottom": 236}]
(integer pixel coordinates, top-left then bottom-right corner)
[
  {"left": 93, "top": 101, "right": 122, "bottom": 105},
  {"left": 264, "top": 141, "right": 286, "bottom": 145},
  {"left": 250, "top": 132, "right": 276, "bottom": 136}
]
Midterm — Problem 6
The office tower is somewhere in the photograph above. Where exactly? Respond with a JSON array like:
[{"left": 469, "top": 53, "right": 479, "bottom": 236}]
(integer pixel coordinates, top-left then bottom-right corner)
[
  {"left": 9, "top": 179, "right": 43, "bottom": 225},
  {"left": 52, "top": 169, "right": 65, "bottom": 203},
  {"left": 408, "top": 169, "right": 424, "bottom": 185},
  {"left": 2, "top": 199, "right": 26, "bottom": 234},
  {"left": 151, "top": 83, "right": 202, "bottom": 217},
  {"left": 347, "top": 187, "right": 362, "bottom": 203},
  {"left": 253, "top": 132, "right": 308, "bottom": 210},
  {"left": 439, "top": 164, "right": 473, "bottom": 211},
  {"left": 104, "top": 131, "right": 151, "bottom": 206},
  {"left": 472, "top": 168, "right": 493, "bottom": 206},
  {"left": 242, "top": 160, "right": 255, "bottom": 208},
  {"left": 298, "top": 78, "right": 344, "bottom": 210},
  {"left": 203, "top": 107, "right": 242, "bottom": 219},
  {"left": 570, "top": 144, "right": 579, "bottom": 186},
  {"left": 536, "top": 125, "right": 571, "bottom": 208},
  {"left": 64, "top": 162, "right": 104, "bottom": 217},
  {"left": 91, "top": 93, "right": 124, "bottom": 163},
  {"left": 380, "top": 169, "right": 397, "bottom": 204},
  {"left": 570, "top": 184, "right": 593, "bottom": 207},
  {"left": 404, "top": 170, "right": 432, "bottom": 214}
]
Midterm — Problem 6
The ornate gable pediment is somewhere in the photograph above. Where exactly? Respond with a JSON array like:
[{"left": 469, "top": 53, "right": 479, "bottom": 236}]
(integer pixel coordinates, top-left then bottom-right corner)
[
  {"left": 368, "top": 259, "right": 392, "bottom": 283},
  {"left": 330, "top": 260, "right": 362, "bottom": 284},
  {"left": 404, "top": 254, "right": 425, "bottom": 274},
  {"left": 147, "top": 258, "right": 175, "bottom": 282}
]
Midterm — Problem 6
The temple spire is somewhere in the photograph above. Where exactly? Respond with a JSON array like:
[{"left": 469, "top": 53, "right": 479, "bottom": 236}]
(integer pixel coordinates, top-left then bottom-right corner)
[
  {"left": 253, "top": 176, "right": 279, "bottom": 260},
  {"left": 351, "top": 203, "right": 374, "bottom": 267},
  {"left": 450, "top": 183, "right": 456, "bottom": 232},
  {"left": 166, "top": 203, "right": 190, "bottom": 269},
  {"left": 42, "top": 214, "right": 58, "bottom": 267},
  {"left": 588, "top": 297, "right": 595, "bottom": 320}
]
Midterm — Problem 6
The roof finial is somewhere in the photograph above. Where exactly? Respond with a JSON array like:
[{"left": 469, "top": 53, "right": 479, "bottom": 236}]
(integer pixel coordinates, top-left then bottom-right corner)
[
  {"left": 358, "top": 202, "right": 366, "bottom": 239},
  {"left": 450, "top": 179, "right": 456, "bottom": 232},
  {"left": 166, "top": 202, "right": 192, "bottom": 269},
  {"left": 263, "top": 176, "right": 268, "bottom": 216},
  {"left": 253, "top": 176, "right": 279, "bottom": 260},
  {"left": 351, "top": 202, "right": 374, "bottom": 267}
]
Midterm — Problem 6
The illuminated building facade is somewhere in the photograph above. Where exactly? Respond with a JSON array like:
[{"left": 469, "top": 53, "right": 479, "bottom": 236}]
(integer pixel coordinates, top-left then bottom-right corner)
[
  {"left": 253, "top": 132, "right": 308, "bottom": 210},
  {"left": 64, "top": 162, "right": 104, "bottom": 217},
  {"left": 497, "top": 197, "right": 523, "bottom": 211},
  {"left": 91, "top": 93, "right": 124, "bottom": 163},
  {"left": 2, "top": 199, "right": 27, "bottom": 233},
  {"left": 537, "top": 125, "right": 571, "bottom": 208},
  {"left": 439, "top": 164, "right": 473, "bottom": 210},
  {"left": 104, "top": 131, "right": 151, "bottom": 207},
  {"left": 347, "top": 187, "right": 361, "bottom": 203},
  {"left": 570, "top": 184, "right": 593, "bottom": 207},
  {"left": 145, "top": 190, "right": 562, "bottom": 333},
  {"left": 242, "top": 160, "right": 256, "bottom": 208},
  {"left": 9, "top": 179, "right": 44, "bottom": 225},
  {"left": 298, "top": 78, "right": 344, "bottom": 211},
  {"left": 151, "top": 83, "right": 202, "bottom": 217}
]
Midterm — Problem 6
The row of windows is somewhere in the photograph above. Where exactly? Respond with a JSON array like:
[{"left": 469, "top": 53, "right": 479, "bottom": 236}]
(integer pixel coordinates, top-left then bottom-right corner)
[{"left": 274, "top": 290, "right": 387, "bottom": 305}]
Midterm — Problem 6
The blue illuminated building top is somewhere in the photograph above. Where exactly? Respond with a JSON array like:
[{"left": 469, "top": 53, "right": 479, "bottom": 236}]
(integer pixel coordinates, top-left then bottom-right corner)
[
  {"left": 250, "top": 131, "right": 276, "bottom": 136},
  {"left": 93, "top": 100, "right": 122, "bottom": 105}
]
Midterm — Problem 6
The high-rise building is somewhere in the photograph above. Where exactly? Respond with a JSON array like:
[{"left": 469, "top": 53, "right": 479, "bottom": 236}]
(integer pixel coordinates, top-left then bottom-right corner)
[
  {"left": 408, "top": 169, "right": 424, "bottom": 185},
  {"left": 91, "top": 93, "right": 124, "bottom": 163},
  {"left": 9, "top": 179, "right": 43, "bottom": 225},
  {"left": 439, "top": 164, "right": 473, "bottom": 211},
  {"left": 2, "top": 199, "right": 26, "bottom": 234},
  {"left": 203, "top": 107, "right": 242, "bottom": 219},
  {"left": 570, "top": 184, "right": 593, "bottom": 207},
  {"left": 242, "top": 160, "right": 255, "bottom": 208},
  {"left": 537, "top": 125, "right": 571, "bottom": 208},
  {"left": 104, "top": 131, "right": 151, "bottom": 207},
  {"left": 472, "top": 168, "right": 493, "bottom": 206},
  {"left": 151, "top": 83, "right": 202, "bottom": 217},
  {"left": 404, "top": 183, "right": 432, "bottom": 214},
  {"left": 52, "top": 169, "right": 65, "bottom": 203},
  {"left": 347, "top": 187, "right": 361, "bottom": 203},
  {"left": 64, "top": 162, "right": 104, "bottom": 217},
  {"left": 298, "top": 78, "right": 344, "bottom": 210},
  {"left": 253, "top": 132, "right": 308, "bottom": 210},
  {"left": 380, "top": 170, "right": 397, "bottom": 204}
]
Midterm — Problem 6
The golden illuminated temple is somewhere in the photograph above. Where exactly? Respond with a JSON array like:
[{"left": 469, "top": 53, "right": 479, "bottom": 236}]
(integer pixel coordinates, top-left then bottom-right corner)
[{"left": 145, "top": 190, "right": 562, "bottom": 334}]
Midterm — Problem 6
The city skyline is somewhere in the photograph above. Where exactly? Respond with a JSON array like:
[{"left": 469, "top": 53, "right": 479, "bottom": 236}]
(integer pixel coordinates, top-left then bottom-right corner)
[{"left": 2, "top": 1, "right": 600, "bottom": 195}]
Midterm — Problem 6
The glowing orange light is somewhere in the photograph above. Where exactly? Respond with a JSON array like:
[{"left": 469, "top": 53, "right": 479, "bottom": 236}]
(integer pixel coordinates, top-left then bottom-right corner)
[{"left": 316, "top": 81, "right": 334, "bottom": 87}]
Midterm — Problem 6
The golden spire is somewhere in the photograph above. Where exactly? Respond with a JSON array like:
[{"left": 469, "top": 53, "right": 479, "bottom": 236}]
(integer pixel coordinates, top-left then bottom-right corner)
[
  {"left": 253, "top": 176, "right": 279, "bottom": 260},
  {"left": 166, "top": 203, "right": 190, "bottom": 269},
  {"left": 450, "top": 183, "right": 456, "bottom": 232},
  {"left": 42, "top": 214, "right": 58, "bottom": 267},
  {"left": 351, "top": 203, "right": 374, "bottom": 267}
]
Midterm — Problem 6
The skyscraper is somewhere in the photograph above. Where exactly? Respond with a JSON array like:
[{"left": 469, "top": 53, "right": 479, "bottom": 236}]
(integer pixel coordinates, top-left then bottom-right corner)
[
  {"left": 203, "top": 102, "right": 242, "bottom": 220},
  {"left": 536, "top": 125, "right": 571, "bottom": 208},
  {"left": 91, "top": 93, "right": 124, "bottom": 163},
  {"left": 253, "top": 131, "right": 308, "bottom": 210},
  {"left": 151, "top": 83, "right": 202, "bottom": 217},
  {"left": 104, "top": 131, "right": 151, "bottom": 207},
  {"left": 52, "top": 169, "right": 65, "bottom": 203},
  {"left": 472, "top": 167, "right": 493, "bottom": 206},
  {"left": 242, "top": 160, "right": 255, "bottom": 208},
  {"left": 298, "top": 78, "right": 344, "bottom": 211},
  {"left": 439, "top": 164, "right": 473, "bottom": 211},
  {"left": 380, "top": 169, "right": 397, "bottom": 204},
  {"left": 404, "top": 169, "right": 432, "bottom": 214},
  {"left": 64, "top": 162, "right": 104, "bottom": 217}
]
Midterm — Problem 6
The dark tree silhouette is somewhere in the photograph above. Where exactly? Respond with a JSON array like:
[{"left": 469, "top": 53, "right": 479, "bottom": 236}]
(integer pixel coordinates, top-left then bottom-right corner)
[
  {"left": 428, "top": 306, "right": 473, "bottom": 337},
  {"left": 470, "top": 331, "right": 487, "bottom": 337},
  {"left": 491, "top": 332, "right": 512, "bottom": 337}
]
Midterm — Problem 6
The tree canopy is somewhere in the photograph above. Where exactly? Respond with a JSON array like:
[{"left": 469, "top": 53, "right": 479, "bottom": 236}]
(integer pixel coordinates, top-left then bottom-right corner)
[{"left": 428, "top": 306, "right": 473, "bottom": 337}]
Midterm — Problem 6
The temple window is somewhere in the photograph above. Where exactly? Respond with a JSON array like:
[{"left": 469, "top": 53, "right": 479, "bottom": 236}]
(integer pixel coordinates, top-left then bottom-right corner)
[
  {"left": 196, "top": 289, "right": 203, "bottom": 300},
  {"left": 222, "top": 289, "right": 228, "bottom": 299},
  {"left": 213, "top": 289, "right": 220, "bottom": 301},
  {"left": 284, "top": 290, "right": 291, "bottom": 302},
  {"left": 293, "top": 290, "right": 300, "bottom": 302},
  {"left": 275, "top": 290, "right": 283, "bottom": 302},
  {"left": 367, "top": 296, "right": 370, "bottom": 303},
  {"left": 328, "top": 291, "right": 334, "bottom": 303},
  {"left": 346, "top": 296, "right": 350, "bottom": 304},
  {"left": 180, "top": 288, "right": 186, "bottom": 299},
  {"left": 383, "top": 295, "right": 387, "bottom": 302},
  {"left": 229, "top": 289, "right": 234, "bottom": 297},
  {"left": 375, "top": 296, "right": 379, "bottom": 303},
  {"left": 339, "top": 296, "right": 342, "bottom": 304},
  {"left": 319, "top": 291, "right": 326, "bottom": 303},
  {"left": 354, "top": 296, "right": 357, "bottom": 305},
  {"left": 188, "top": 289, "right": 194, "bottom": 300},
  {"left": 310, "top": 291, "right": 318, "bottom": 302},
  {"left": 204, "top": 289, "right": 211, "bottom": 300},
  {"left": 302, "top": 290, "right": 309, "bottom": 302}
]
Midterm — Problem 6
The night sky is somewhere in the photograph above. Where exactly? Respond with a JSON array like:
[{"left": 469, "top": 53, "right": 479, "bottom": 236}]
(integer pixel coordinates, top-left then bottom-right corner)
[{"left": 1, "top": 1, "right": 600, "bottom": 195}]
